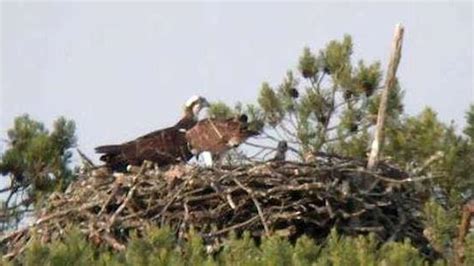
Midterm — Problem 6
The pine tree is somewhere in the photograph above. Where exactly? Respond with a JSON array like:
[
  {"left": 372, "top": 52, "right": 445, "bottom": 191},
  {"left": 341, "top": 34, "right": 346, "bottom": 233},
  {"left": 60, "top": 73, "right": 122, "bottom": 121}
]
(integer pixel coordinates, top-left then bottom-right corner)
[
  {"left": 0, "top": 114, "right": 77, "bottom": 230},
  {"left": 209, "top": 35, "right": 403, "bottom": 161}
]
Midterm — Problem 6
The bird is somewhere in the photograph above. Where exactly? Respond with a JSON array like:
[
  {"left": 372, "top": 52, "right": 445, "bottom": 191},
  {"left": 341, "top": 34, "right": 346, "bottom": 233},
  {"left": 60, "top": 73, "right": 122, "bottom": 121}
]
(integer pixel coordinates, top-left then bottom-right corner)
[
  {"left": 271, "top": 141, "right": 288, "bottom": 162},
  {"left": 185, "top": 114, "right": 259, "bottom": 166},
  {"left": 174, "top": 96, "right": 210, "bottom": 130},
  {"left": 95, "top": 95, "right": 210, "bottom": 171}
]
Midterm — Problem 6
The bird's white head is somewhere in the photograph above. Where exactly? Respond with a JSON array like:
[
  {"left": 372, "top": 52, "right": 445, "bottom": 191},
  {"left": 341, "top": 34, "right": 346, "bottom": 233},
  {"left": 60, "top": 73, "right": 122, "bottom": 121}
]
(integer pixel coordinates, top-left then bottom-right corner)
[{"left": 185, "top": 95, "right": 210, "bottom": 118}]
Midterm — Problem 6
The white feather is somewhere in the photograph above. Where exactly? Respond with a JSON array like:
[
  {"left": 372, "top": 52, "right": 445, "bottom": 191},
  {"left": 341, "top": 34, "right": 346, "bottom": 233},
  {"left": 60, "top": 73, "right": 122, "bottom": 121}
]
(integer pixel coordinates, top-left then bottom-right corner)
[
  {"left": 185, "top": 95, "right": 201, "bottom": 107},
  {"left": 200, "top": 108, "right": 211, "bottom": 120},
  {"left": 201, "top": 151, "right": 214, "bottom": 167}
]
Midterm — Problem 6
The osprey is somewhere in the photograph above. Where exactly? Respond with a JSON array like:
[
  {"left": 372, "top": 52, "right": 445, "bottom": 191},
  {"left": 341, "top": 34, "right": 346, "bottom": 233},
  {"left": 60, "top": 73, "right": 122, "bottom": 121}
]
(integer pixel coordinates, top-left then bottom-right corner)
[
  {"left": 95, "top": 95, "right": 209, "bottom": 171},
  {"left": 185, "top": 114, "right": 259, "bottom": 166},
  {"left": 271, "top": 141, "right": 288, "bottom": 162}
]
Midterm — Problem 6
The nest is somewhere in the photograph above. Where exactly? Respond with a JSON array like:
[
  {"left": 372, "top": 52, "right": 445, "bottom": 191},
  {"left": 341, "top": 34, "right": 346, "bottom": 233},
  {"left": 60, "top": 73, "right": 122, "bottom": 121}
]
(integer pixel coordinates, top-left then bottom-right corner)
[{"left": 0, "top": 156, "right": 436, "bottom": 260}]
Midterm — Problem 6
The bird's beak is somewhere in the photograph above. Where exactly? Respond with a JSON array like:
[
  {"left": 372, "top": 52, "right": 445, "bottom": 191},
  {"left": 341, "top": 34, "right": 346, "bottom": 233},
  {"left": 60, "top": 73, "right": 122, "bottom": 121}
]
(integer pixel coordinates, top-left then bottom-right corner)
[
  {"left": 202, "top": 99, "right": 211, "bottom": 108},
  {"left": 227, "top": 137, "right": 241, "bottom": 148}
]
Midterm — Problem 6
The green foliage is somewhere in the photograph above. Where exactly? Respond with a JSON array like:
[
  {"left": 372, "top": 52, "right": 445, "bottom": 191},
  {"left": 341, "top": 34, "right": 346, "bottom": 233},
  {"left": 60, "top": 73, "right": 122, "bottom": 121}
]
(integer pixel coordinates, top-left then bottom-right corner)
[
  {"left": 208, "top": 101, "right": 236, "bottom": 119},
  {"left": 322, "top": 229, "right": 359, "bottom": 266},
  {"left": 249, "top": 34, "right": 403, "bottom": 158},
  {"left": 207, "top": 101, "right": 265, "bottom": 133},
  {"left": 353, "top": 60, "right": 382, "bottom": 97},
  {"left": 18, "top": 228, "right": 96, "bottom": 266},
  {"left": 384, "top": 107, "right": 474, "bottom": 260},
  {"left": 0, "top": 114, "right": 77, "bottom": 229},
  {"left": 464, "top": 104, "right": 474, "bottom": 141},
  {"left": 6, "top": 226, "right": 442, "bottom": 266},
  {"left": 126, "top": 226, "right": 183, "bottom": 266},
  {"left": 353, "top": 234, "right": 378, "bottom": 266},
  {"left": 23, "top": 237, "right": 51, "bottom": 266},
  {"left": 423, "top": 200, "right": 457, "bottom": 254},
  {"left": 386, "top": 108, "right": 446, "bottom": 164},
  {"left": 258, "top": 82, "right": 284, "bottom": 126},
  {"left": 366, "top": 80, "right": 404, "bottom": 121},
  {"left": 291, "top": 235, "right": 321, "bottom": 266},
  {"left": 323, "top": 35, "right": 353, "bottom": 75},
  {"left": 0, "top": 115, "right": 77, "bottom": 190},
  {"left": 260, "top": 235, "right": 293, "bottom": 266},
  {"left": 316, "top": 229, "right": 378, "bottom": 266},
  {"left": 277, "top": 71, "right": 299, "bottom": 113},
  {"left": 465, "top": 234, "right": 474, "bottom": 266},
  {"left": 48, "top": 228, "right": 96, "bottom": 266},
  {"left": 379, "top": 239, "right": 427, "bottom": 266},
  {"left": 183, "top": 229, "right": 208, "bottom": 266},
  {"left": 217, "top": 231, "right": 260, "bottom": 265},
  {"left": 386, "top": 107, "right": 473, "bottom": 203},
  {"left": 196, "top": 35, "right": 407, "bottom": 162},
  {"left": 298, "top": 47, "right": 319, "bottom": 79}
]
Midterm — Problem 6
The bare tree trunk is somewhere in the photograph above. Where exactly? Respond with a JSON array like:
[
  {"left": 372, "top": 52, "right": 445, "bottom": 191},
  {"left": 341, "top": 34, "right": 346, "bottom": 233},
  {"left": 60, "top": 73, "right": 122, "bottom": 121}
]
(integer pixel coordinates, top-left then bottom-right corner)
[
  {"left": 367, "top": 24, "right": 405, "bottom": 170},
  {"left": 454, "top": 200, "right": 474, "bottom": 265}
]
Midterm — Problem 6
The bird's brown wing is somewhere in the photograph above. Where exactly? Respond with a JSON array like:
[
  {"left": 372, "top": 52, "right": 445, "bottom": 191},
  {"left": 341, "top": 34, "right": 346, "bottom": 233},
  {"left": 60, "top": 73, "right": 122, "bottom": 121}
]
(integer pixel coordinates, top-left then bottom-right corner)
[
  {"left": 125, "top": 127, "right": 192, "bottom": 165},
  {"left": 96, "top": 126, "right": 192, "bottom": 170},
  {"left": 185, "top": 120, "right": 228, "bottom": 154},
  {"left": 186, "top": 118, "right": 254, "bottom": 154}
]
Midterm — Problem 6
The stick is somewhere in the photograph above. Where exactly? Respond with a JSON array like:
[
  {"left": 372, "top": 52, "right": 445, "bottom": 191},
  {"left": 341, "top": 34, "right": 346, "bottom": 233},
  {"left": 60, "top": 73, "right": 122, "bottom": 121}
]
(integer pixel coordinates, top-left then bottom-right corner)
[
  {"left": 0, "top": 201, "right": 99, "bottom": 243},
  {"left": 206, "top": 216, "right": 260, "bottom": 237},
  {"left": 102, "top": 232, "right": 126, "bottom": 251},
  {"left": 106, "top": 164, "right": 147, "bottom": 229},
  {"left": 207, "top": 118, "right": 224, "bottom": 139},
  {"left": 107, "top": 174, "right": 141, "bottom": 230},
  {"left": 367, "top": 24, "right": 404, "bottom": 170},
  {"left": 77, "top": 148, "right": 96, "bottom": 168}
]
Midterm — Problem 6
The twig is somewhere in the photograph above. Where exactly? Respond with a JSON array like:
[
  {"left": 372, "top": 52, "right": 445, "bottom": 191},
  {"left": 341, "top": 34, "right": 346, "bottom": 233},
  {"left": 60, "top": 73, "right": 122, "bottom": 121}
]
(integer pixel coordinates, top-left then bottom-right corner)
[
  {"left": 352, "top": 169, "right": 438, "bottom": 184},
  {"left": 0, "top": 184, "right": 20, "bottom": 194},
  {"left": 206, "top": 216, "right": 260, "bottom": 237},
  {"left": 207, "top": 118, "right": 224, "bottom": 139},
  {"left": 151, "top": 182, "right": 188, "bottom": 221},
  {"left": 102, "top": 232, "right": 126, "bottom": 251},
  {"left": 77, "top": 148, "right": 96, "bottom": 168},
  {"left": 98, "top": 182, "right": 122, "bottom": 216}
]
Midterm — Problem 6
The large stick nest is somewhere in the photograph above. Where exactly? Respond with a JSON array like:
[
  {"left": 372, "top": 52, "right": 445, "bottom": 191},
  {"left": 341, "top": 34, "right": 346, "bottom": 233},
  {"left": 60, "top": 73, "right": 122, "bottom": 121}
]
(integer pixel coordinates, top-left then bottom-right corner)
[{"left": 0, "top": 156, "right": 436, "bottom": 260}]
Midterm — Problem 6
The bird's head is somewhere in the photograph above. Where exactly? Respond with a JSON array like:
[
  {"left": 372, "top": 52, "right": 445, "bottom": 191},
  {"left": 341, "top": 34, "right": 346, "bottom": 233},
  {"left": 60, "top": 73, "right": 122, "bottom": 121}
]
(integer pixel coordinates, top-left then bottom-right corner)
[
  {"left": 277, "top": 140, "right": 288, "bottom": 152},
  {"left": 185, "top": 95, "right": 210, "bottom": 119}
]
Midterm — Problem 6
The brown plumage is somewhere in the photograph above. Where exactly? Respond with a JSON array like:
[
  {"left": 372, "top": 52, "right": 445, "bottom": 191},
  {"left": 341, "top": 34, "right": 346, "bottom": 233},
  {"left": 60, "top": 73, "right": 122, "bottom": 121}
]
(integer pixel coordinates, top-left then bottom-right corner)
[
  {"left": 185, "top": 114, "right": 259, "bottom": 156},
  {"left": 95, "top": 126, "right": 191, "bottom": 170},
  {"left": 95, "top": 96, "right": 209, "bottom": 171}
]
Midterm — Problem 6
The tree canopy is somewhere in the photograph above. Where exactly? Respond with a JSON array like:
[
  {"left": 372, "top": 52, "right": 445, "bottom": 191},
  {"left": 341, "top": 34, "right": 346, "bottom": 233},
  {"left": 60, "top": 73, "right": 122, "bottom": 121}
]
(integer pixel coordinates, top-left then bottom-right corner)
[{"left": 0, "top": 115, "right": 77, "bottom": 230}]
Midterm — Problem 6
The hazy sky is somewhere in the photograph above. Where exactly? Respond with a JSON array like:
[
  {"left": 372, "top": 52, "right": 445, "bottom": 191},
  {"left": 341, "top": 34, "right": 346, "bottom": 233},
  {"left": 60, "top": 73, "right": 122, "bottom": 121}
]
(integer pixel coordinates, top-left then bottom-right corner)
[{"left": 1, "top": 2, "right": 473, "bottom": 161}]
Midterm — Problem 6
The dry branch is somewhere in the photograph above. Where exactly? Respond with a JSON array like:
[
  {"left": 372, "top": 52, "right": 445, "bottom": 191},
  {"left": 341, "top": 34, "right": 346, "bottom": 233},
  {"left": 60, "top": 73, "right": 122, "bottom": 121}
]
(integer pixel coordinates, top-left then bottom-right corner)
[{"left": 367, "top": 24, "right": 405, "bottom": 170}]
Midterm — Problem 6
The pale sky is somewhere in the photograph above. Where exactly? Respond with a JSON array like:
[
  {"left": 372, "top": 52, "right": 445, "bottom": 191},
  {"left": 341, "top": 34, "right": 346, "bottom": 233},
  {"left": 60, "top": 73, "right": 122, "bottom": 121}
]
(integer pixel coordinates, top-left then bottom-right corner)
[{"left": 1, "top": 1, "right": 473, "bottom": 162}]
